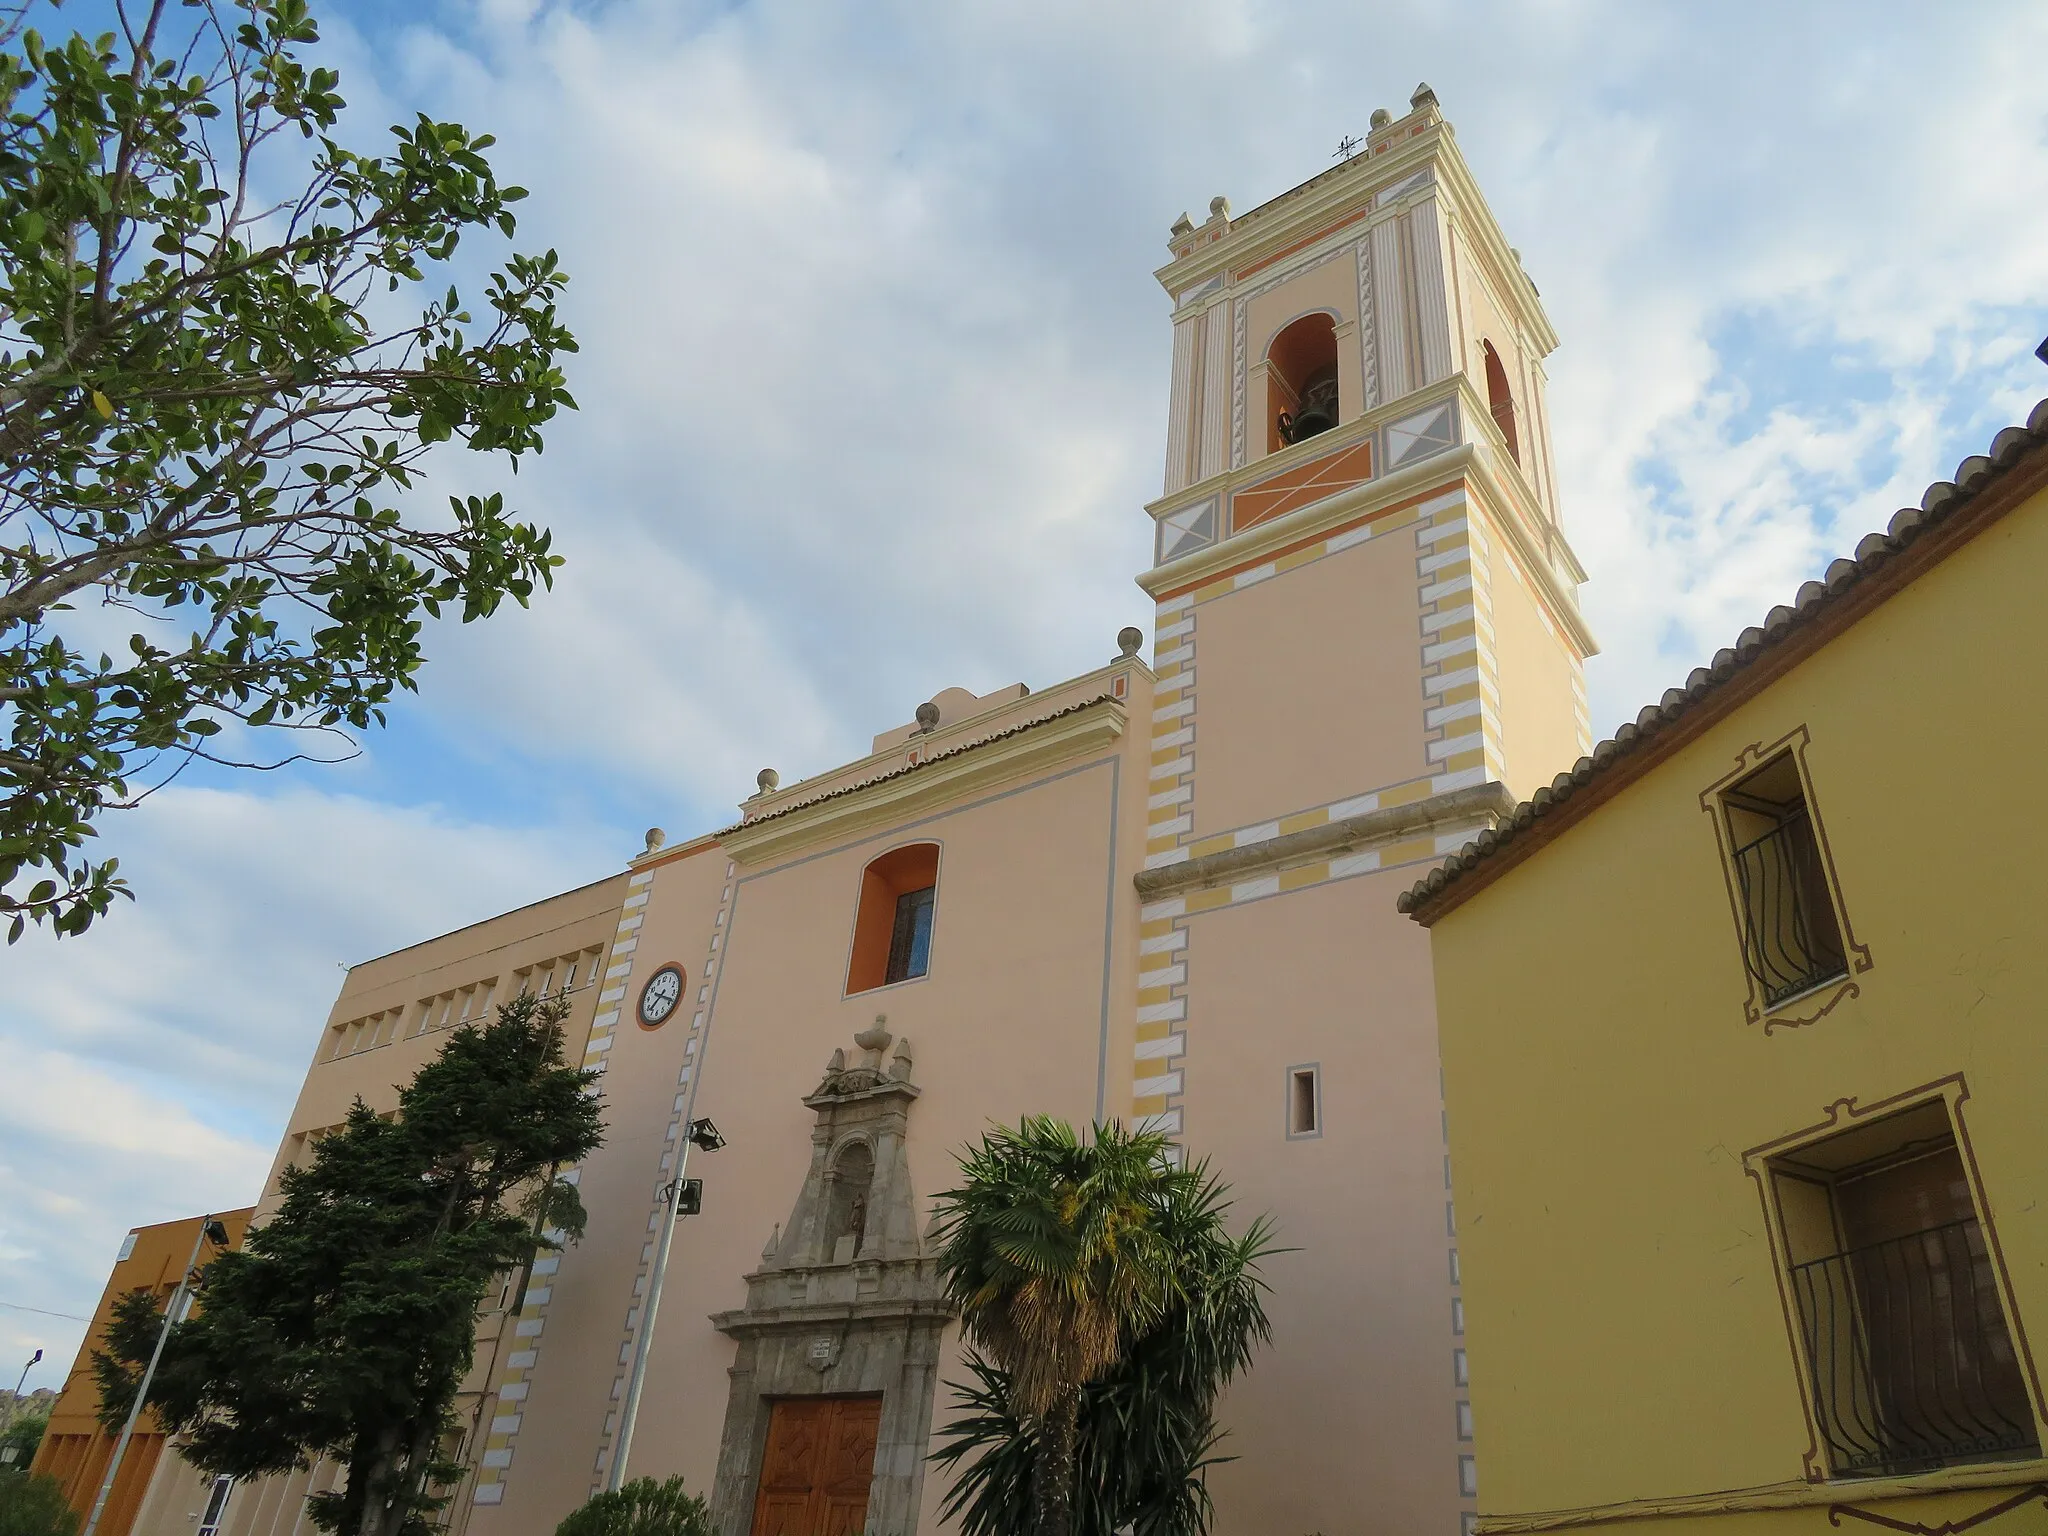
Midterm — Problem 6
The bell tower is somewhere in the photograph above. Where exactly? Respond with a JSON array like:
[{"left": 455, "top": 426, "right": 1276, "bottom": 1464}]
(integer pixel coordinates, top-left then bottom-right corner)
[{"left": 1119, "top": 87, "right": 1595, "bottom": 1535}]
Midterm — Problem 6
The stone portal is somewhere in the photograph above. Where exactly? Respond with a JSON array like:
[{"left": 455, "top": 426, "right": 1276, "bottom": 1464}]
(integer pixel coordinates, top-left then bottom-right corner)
[{"left": 709, "top": 1020, "right": 951, "bottom": 1536}]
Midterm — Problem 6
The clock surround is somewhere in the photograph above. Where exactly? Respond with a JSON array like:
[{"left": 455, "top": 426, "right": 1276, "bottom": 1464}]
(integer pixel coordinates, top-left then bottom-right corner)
[{"left": 637, "top": 963, "right": 686, "bottom": 1029}]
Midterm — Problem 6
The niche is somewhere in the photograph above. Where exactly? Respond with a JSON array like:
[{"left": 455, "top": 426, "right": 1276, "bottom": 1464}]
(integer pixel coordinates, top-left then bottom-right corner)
[{"left": 824, "top": 1140, "right": 875, "bottom": 1263}]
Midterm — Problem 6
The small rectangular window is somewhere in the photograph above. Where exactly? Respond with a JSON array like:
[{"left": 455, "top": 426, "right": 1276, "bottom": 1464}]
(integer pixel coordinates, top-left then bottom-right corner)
[
  {"left": 1287, "top": 1064, "right": 1321, "bottom": 1138},
  {"left": 1718, "top": 751, "right": 1848, "bottom": 1007},
  {"left": 885, "top": 886, "right": 936, "bottom": 984}
]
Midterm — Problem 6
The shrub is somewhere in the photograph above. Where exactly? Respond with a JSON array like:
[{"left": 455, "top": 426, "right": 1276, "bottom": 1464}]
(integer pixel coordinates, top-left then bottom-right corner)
[
  {"left": 553, "top": 1477, "right": 712, "bottom": 1536},
  {"left": 0, "top": 1471, "right": 80, "bottom": 1536}
]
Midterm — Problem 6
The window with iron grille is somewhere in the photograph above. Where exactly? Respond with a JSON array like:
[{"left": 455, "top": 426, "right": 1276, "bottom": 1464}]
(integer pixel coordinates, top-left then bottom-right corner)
[
  {"left": 1718, "top": 752, "right": 1849, "bottom": 1007},
  {"left": 1769, "top": 1101, "right": 2038, "bottom": 1477}
]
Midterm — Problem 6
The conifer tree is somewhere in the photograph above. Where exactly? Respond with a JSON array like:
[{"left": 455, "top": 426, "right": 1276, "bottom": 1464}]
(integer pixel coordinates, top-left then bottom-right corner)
[{"left": 94, "top": 992, "right": 601, "bottom": 1536}]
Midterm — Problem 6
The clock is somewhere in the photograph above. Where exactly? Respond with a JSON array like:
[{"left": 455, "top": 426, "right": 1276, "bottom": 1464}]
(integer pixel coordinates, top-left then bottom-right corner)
[{"left": 637, "top": 964, "right": 685, "bottom": 1029}]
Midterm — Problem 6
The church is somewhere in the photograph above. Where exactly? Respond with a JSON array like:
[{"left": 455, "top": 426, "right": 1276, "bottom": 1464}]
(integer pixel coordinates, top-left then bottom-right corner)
[{"left": 66, "top": 84, "right": 1597, "bottom": 1536}]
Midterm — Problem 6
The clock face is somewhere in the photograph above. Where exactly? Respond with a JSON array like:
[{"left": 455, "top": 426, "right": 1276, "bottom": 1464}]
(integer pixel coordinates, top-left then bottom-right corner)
[{"left": 638, "top": 964, "right": 685, "bottom": 1028}]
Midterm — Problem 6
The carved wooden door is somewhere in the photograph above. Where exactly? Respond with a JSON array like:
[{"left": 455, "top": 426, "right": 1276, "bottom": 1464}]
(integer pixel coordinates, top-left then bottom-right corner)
[{"left": 750, "top": 1396, "right": 881, "bottom": 1536}]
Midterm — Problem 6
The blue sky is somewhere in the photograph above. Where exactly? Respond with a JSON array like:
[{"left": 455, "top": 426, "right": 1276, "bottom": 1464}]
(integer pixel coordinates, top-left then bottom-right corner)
[{"left": 3, "top": 0, "right": 2047, "bottom": 1388}]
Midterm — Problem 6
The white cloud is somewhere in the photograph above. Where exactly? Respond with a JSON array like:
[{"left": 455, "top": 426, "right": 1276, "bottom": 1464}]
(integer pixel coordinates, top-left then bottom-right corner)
[{"left": 0, "top": 783, "right": 616, "bottom": 1387}]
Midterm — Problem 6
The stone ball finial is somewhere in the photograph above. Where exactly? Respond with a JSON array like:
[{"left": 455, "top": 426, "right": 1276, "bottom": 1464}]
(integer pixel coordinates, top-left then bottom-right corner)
[
  {"left": 1411, "top": 81, "right": 1438, "bottom": 111},
  {"left": 643, "top": 827, "right": 665, "bottom": 853},
  {"left": 1207, "top": 195, "right": 1231, "bottom": 221},
  {"left": 1116, "top": 625, "right": 1144, "bottom": 660},
  {"left": 756, "top": 767, "right": 780, "bottom": 795},
  {"left": 1370, "top": 107, "right": 1392, "bottom": 129},
  {"left": 1169, "top": 212, "right": 1194, "bottom": 239},
  {"left": 915, "top": 701, "right": 941, "bottom": 734}
]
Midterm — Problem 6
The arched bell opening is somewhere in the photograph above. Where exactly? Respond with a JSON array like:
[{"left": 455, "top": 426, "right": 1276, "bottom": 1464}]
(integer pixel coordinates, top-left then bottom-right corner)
[
  {"left": 1266, "top": 313, "right": 1340, "bottom": 453},
  {"left": 1483, "top": 340, "right": 1520, "bottom": 467}
]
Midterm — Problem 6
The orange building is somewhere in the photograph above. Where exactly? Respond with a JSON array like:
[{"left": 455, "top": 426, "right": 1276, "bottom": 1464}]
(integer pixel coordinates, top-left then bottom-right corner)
[{"left": 32, "top": 1210, "right": 252, "bottom": 1536}]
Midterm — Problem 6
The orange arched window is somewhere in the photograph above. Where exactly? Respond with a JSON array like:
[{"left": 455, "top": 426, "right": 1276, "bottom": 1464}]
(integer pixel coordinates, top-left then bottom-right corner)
[
  {"left": 1266, "top": 313, "right": 1339, "bottom": 453},
  {"left": 846, "top": 843, "right": 940, "bottom": 994},
  {"left": 1483, "top": 341, "right": 1520, "bottom": 466}
]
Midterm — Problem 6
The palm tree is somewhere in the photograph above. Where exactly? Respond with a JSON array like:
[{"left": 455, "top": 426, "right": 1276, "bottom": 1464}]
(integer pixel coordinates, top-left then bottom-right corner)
[
  {"left": 933, "top": 1117, "right": 1186, "bottom": 1536},
  {"left": 932, "top": 1157, "right": 1277, "bottom": 1536}
]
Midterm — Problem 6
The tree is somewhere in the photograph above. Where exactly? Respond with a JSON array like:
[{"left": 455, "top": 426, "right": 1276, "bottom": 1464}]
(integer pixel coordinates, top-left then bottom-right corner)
[
  {"left": 94, "top": 992, "right": 601, "bottom": 1536},
  {"left": 931, "top": 1118, "right": 1189, "bottom": 1536},
  {"left": 931, "top": 1159, "right": 1276, "bottom": 1536},
  {"left": 0, "top": 1411, "right": 46, "bottom": 1469},
  {"left": 553, "top": 1476, "right": 712, "bottom": 1536},
  {"left": 0, "top": 0, "right": 578, "bottom": 940},
  {"left": 0, "top": 1470, "right": 77, "bottom": 1536}
]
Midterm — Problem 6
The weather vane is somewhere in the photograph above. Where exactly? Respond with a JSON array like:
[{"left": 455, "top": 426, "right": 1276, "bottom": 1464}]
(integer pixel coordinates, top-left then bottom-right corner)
[{"left": 1335, "top": 134, "right": 1362, "bottom": 162}]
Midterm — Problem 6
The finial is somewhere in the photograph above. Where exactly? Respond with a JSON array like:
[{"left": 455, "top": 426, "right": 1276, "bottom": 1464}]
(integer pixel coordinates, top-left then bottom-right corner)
[
  {"left": 756, "top": 767, "right": 780, "bottom": 795},
  {"left": 1410, "top": 81, "right": 1438, "bottom": 112},
  {"left": 1169, "top": 212, "right": 1194, "bottom": 239},
  {"left": 915, "top": 701, "right": 940, "bottom": 734},
  {"left": 854, "top": 1015, "right": 893, "bottom": 1056},
  {"left": 1116, "top": 626, "right": 1144, "bottom": 660},
  {"left": 1207, "top": 195, "right": 1230, "bottom": 221},
  {"left": 1370, "top": 107, "right": 1392, "bottom": 129},
  {"left": 642, "top": 827, "right": 665, "bottom": 853}
]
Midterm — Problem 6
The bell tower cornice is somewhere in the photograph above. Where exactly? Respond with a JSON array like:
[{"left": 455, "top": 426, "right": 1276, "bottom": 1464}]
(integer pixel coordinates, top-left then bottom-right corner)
[{"left": 1154, "top": 95, "right": 1556, "bottom": 360}]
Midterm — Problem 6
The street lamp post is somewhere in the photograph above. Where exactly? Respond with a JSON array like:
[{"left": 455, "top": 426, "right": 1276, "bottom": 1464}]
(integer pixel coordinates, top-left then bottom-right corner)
[
  {"left": 81, "top": 1219, "right": 229, "bottom": 1536},
  {"left": 604, "top": 1117, "right": 723, "bottom": 1492},
  {"left": 2, "top": 1348, "right": 42, "bottom": 1439}
]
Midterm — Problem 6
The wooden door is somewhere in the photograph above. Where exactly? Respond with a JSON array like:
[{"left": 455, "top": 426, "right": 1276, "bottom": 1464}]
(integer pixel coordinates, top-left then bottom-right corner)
[{"left": 750, "top": 1397, "right": 881, "bottom": 1536}]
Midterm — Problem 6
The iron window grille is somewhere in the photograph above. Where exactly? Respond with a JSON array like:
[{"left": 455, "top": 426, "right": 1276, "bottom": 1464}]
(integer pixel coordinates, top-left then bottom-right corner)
[
  {"left": 1730, "top": 803, "right": 1848, "bottom": 1005},
  {"left": 1789, "top": 1217, "right": 2038, "bottom": 1476}
]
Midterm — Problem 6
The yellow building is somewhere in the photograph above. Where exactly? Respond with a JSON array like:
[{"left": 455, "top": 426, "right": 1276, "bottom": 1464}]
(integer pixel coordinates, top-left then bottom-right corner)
[
  {"left": 1403, "top": 400, "right": 2048, "bottom": 1536},
  {"left": 32, "top": 1210, "right": 253, "bottom": 1536}
]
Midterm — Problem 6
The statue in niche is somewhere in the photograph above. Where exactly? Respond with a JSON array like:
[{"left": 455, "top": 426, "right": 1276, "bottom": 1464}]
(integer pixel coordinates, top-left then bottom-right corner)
[
  {"left": 825, "top": 1140, "right": 875, "bottom": 1263},
  {"left": 711, "top": 1020, "right": 948, "bottom": 1535}
]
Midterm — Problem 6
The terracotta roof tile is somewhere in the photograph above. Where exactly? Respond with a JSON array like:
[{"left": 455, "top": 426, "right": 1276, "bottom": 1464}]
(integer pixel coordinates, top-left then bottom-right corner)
[
  {"left": 716, "top": 696, "right": 1117, "bottom": 837},
  {"left": 1398, "top": 395, "right": 2048, "bottom": 922}
]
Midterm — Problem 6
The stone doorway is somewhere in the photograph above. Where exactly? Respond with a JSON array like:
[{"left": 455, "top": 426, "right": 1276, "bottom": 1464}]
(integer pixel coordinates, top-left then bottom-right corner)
[
  {"left": 709, "top": 1020, "right": 953, "bottom": 1536},
  {"left": 749, "top": 1396, "right": 882, "bottom": 1536}
]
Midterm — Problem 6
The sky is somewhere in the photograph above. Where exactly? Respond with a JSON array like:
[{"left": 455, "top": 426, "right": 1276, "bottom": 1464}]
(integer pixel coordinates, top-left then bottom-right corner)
[{"left": 3, "top": 0, "right": 2047, "bottom": 1390}]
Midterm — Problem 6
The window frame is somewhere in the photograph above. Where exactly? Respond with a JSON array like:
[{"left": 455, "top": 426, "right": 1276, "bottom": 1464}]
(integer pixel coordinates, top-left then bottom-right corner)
[
  {"left": 1743, "top": 1078, "right": 2044, "bottom": 1483},
  {"left": 1700, "top": 725, "right": 1871, "bottom": 1031},
  {"left": 1285, "top": 1062, "right": 1323, "bottom": 1140},
  {"left": 844, "top": 841, "right": 944, "bottom": 997}
]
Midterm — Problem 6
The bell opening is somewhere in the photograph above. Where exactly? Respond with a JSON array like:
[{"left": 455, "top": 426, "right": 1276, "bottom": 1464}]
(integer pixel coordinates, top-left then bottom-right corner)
[{"left": 1265, "top": 313, "right": 1341, "bottom": 454}]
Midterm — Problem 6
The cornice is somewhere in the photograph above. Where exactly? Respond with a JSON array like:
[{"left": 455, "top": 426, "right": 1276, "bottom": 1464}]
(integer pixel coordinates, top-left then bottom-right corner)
[
  {"left": 1135, "top": 781, "right": 1517, "bottom": 899},
  {"left": 1154, "top": 123, "right": 1444, "bottom": 299},
  {"left": 718, "top": 697, "right": 1128, "bottom": 868},
  {"left": 1428, "top": 136, "right": 1557, "bottom": 354},
  {"left": 1138, "top": 424, "right": 1470, "bottom": 600}
]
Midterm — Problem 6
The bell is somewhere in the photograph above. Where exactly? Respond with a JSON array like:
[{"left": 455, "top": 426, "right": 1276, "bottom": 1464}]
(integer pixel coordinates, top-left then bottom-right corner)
[{"left": 1277, "top": 368, "right": 1340, "bottom": 445}]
